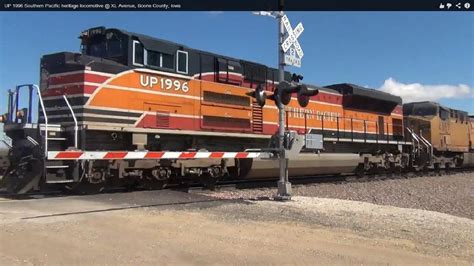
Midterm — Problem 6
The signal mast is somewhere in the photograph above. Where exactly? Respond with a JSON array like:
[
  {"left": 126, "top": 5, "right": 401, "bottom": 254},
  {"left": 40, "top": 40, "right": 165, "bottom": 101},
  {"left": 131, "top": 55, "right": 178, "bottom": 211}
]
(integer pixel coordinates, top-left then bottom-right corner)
[{"left": 253, "top": 2, "right": 316, "bottom": 200}]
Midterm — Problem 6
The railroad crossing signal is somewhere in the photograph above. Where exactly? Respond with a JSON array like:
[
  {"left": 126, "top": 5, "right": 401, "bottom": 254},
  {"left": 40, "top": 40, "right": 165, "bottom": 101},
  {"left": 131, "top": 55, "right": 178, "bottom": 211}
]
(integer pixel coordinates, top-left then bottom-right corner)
[{"left": 281, "top": 14, "right": 304, "bottom": 68}]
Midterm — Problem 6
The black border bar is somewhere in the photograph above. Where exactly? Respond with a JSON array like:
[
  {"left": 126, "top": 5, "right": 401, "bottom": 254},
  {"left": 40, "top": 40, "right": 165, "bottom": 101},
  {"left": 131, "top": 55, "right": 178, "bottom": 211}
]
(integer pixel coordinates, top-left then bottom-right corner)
[{"left": 1, "top": 0, "right": 473, "bottom": 11}]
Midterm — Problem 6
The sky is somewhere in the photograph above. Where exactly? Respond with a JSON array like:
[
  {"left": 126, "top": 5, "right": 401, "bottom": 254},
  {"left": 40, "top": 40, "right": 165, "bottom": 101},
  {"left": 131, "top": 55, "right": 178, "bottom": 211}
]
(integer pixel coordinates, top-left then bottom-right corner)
[{"left": 0, "top": 11, "right": 472, "bottom": 124}]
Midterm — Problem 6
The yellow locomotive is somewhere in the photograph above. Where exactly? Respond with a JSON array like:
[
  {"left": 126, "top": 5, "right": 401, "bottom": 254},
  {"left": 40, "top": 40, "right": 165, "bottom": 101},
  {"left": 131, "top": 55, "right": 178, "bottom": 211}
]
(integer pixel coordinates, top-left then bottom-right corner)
[{"left": 404, "top": 101, "right": 472, "bottom": 168}]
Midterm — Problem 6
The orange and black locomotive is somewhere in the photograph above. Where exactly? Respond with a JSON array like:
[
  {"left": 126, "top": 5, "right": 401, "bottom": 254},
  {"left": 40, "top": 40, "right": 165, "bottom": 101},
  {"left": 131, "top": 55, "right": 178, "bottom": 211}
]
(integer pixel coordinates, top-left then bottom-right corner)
[{"left": 1, "top": 26, "right": 472, "bottom": 194}]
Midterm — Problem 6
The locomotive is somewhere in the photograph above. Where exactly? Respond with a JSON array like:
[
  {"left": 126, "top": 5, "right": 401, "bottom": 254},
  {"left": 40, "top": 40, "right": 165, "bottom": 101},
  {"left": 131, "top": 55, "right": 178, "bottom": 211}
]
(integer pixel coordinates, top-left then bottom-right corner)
[{"left": 1, "top": 26, "right": 473, "bottom": 194}]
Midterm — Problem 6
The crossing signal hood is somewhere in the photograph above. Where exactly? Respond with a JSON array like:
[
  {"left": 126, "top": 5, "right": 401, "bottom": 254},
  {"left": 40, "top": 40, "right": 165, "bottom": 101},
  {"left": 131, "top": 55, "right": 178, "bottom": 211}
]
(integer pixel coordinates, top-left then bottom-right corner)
[
  {"left": 274, "top": 81, "right": 319, "bottom": 107},
  {"left": 247, "top": 81, "right": 319, "bottom": 108}
]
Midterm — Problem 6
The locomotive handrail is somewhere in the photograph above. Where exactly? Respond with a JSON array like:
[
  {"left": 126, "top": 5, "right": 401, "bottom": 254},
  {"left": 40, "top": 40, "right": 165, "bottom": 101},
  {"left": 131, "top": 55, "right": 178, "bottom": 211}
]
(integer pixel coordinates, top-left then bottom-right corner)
[
  {"left": 406, "top": 127, "right": 421, "bottom": 157},
  {"left": 13, "top": 84, "right": 48, "bottom": 157},
  {"left": 62, "top": 95, "right": 78, "bottom": 149},
  {"left": 33, "top": 84, "right": 48, "bottom": 157},
  {"left": 418, "top": 131, "right": 433, "bottom": 162}
]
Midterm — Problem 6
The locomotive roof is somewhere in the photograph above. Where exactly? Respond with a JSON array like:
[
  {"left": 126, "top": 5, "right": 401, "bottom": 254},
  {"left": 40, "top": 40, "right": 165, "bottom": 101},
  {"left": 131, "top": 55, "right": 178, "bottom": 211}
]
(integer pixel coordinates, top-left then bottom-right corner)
[
  {"left": 406, "top": 101, "right": 468, "bottom": 115},
  {"left": 307, "top": 84, "right": 340, "bottom": 95},
  {"left": 325, "top": 83, "right": 402, "bottom": 105},
  {"left": 113, "top": 28, "right": 271, "bottom": 68}
]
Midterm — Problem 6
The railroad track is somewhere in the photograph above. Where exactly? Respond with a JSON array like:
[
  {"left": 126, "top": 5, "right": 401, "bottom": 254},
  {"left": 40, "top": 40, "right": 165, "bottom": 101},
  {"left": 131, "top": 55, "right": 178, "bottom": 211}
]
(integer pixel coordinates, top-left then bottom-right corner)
[
  {"left": 1, "top": 167, "right": 472, "bottom": 200},
  {"left": 186, "top": 167, "right": 474, "bottom": 193}
]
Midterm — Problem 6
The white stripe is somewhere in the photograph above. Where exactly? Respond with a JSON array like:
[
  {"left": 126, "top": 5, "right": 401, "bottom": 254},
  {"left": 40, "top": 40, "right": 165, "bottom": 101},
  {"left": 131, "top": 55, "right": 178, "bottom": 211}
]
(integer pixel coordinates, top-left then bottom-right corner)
[
  {"left": 316, "top": 90, "right": 342, "bottom": 96},
  {"left": 247, "top": 152, "right": 261, "bottom": 158},
  {"left": 80, "top": 152, "right": 108, "bottom": 160},
  {"left": 124, "top": 152, "right": 148, "bottom": 159},
  {"left": 43, "top": 113, "right": 138, "bottom": 120},
  {"left": 47, "top": 81, "right": 101, "bottom": 89},
  {"left": 43, "top": 94, "right": 91, "bottom": 100},
  {"left": 222, "top": 152, "right": 237, "bottom": 158},
  {"left": 135, "top": 68, "right": 192, "bottom": 80},
  {"left": 48, "top": 70, "right": 115, "bottom": 78},
  {"left": 47, "top": 151, "right": 60, "bottom": 159},
  {"left": 87, "top": 106, "right": 143, "bottom": 114},
  {"left": 194, "top": 152, "right": 212, "bottom": 158},
  {"left": 161, "top": 152, "right": 183, "bottom": 159}
]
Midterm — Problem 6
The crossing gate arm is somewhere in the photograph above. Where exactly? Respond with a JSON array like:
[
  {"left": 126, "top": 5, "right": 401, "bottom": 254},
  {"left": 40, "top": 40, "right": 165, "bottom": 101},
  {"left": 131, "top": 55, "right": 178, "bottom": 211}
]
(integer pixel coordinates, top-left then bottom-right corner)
[{"left": 47, "top": 151, "right": 265, "bottom": 160}]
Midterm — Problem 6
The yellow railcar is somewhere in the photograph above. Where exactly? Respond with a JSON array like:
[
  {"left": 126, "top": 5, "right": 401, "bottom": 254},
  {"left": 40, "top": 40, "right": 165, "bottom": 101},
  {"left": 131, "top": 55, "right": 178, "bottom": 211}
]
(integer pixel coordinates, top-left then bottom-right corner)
[{"left": 404, "top": 102, "right": 470, "bottom": 153}]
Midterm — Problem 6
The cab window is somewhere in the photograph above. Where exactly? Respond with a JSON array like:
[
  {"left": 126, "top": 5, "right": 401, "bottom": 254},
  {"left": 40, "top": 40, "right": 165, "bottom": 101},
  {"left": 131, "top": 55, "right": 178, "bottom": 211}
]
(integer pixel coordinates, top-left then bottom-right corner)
[
  {"left": 177, "top": 50, "right": 188, "bottom": 74},
  {"left": 133, "top": 40, "right": 144, "bottom": 66},
  {"left": 439, "top": 108, "right": 449, "bottom": 120}
]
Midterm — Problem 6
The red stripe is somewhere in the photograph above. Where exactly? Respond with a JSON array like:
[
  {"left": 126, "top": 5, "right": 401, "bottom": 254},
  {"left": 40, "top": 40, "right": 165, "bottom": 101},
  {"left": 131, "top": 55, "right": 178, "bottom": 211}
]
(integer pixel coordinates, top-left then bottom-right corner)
[
  {"left": 179, "top": 152, "right": 197, "bottom": 159},
  {"left": 48, "top": 72, "right": 110, "bottom": 85},
  {"left": 144, "top": 152, "right": 165, "bottom": 159},
  {"left": 41, "top": 85, "right": 98, "bottom": 97},
  {"left": 209, "top": 152, "right": 224, "bottom": 158},
  {"left": 104, "top": 152, "right": 128, "bottom": 159},
  {"left": 235, "top": 152, "right": 249, "bottom": 158},
  {"left": 49, "top": 73, "right": 84, "bottom": 85},
  {"left": 84, "top": 73, "right": 110, "bottom": 83},
  {"left": 55, "top": 151, "right": 83, "bottom": 159}
]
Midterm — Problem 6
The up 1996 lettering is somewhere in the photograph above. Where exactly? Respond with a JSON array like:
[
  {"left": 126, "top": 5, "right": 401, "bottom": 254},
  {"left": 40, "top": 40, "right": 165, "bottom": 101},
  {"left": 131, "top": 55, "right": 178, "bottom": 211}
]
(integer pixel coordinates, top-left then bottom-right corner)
[{"left": 140, "top": 74, "right": 189, "bottom": 93}]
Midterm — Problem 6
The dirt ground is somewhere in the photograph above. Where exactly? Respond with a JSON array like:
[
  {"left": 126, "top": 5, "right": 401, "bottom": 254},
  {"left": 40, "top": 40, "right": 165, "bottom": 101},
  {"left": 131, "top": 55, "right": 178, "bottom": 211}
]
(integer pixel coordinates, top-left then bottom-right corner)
[
  {"left": 0, "top": 190, "right": 472, "bottom": 265},
  {"left": 209, "top": 172, "right": 474, "bottom": 219}
]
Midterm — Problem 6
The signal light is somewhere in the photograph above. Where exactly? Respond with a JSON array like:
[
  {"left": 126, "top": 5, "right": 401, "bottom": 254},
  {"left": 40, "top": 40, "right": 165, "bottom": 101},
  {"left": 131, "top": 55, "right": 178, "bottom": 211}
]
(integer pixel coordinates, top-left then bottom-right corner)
[
  {"left": 296, "top": 85, "right": 319, "bottom": 107},
  {"left": 247, "top": 80, "right": 318, "bottom": 108}
]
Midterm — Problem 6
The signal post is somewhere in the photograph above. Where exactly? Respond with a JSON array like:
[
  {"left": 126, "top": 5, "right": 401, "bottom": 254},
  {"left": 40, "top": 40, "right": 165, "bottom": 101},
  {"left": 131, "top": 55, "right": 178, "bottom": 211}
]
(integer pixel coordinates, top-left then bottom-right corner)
[{"left": 254, "top": 7, "right": 310, "bottom": 200}]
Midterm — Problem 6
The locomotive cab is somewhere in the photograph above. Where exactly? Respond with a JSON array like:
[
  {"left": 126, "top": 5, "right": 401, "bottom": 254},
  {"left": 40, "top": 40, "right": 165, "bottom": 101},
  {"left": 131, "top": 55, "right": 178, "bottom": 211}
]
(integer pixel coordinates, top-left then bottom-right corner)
[{"left": 80, "top": 27, "right": 129, "bottom": 65}]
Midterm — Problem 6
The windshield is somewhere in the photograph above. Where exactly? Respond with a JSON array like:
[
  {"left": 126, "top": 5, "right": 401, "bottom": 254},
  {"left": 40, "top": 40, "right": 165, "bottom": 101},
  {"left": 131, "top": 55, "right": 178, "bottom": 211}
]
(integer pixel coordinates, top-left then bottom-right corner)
[
  {"left": 86, "top": 31, "right": 125, "bottom": 61},
  {"left": 406, "top": 103, "right": 438, "bottom": 116}
]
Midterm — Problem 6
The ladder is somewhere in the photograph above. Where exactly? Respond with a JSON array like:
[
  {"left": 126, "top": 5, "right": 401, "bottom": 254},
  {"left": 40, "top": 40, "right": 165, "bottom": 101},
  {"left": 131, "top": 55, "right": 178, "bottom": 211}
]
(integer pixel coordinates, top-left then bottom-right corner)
[{"left": 252, "top": 100, "right": 264, "bottom": 133}]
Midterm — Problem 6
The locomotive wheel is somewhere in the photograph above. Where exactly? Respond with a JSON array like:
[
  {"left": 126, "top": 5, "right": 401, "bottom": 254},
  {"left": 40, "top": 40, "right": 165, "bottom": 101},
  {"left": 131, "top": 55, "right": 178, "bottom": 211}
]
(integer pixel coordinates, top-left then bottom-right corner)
[
  {"left": 139, "top": 176, "right": 167, "bottom": 190},
  {"left": 139, "top": 168, "right": 169, "bottom": 190},
  {"left": 69, "top": 170, "right": 106, "bottom": 194},
  {"left": 355, "top": 164, "right": 365, "bottom": 179}
]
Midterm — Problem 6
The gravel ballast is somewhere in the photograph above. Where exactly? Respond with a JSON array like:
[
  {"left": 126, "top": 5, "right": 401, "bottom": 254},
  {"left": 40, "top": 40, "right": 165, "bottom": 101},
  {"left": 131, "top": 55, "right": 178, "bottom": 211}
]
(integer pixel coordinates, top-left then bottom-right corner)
[{"left": 205, "top": 172, "right": 474, "bottom": 219}]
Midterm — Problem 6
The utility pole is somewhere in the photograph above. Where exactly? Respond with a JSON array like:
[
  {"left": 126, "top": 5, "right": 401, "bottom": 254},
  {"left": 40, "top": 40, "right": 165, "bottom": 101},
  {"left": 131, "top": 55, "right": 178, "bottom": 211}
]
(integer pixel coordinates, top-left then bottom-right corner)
[{"left": 276, "top": 6, "right": 292, "bottom": 200}]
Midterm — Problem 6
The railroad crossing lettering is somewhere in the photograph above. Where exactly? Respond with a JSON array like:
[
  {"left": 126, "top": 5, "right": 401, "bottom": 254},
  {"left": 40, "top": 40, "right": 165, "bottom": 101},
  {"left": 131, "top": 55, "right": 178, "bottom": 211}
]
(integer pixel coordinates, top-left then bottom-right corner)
[{"left": 281, "top": 15, "right": 304, "bottom": 67}]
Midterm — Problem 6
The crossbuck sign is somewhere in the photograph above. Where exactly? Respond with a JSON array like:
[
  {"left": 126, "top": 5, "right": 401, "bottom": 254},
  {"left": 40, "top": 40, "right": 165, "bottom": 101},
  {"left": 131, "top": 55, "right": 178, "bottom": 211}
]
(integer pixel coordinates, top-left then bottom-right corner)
[{"left": 281, "top": 15, "right": 304, "bottom": 68}]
